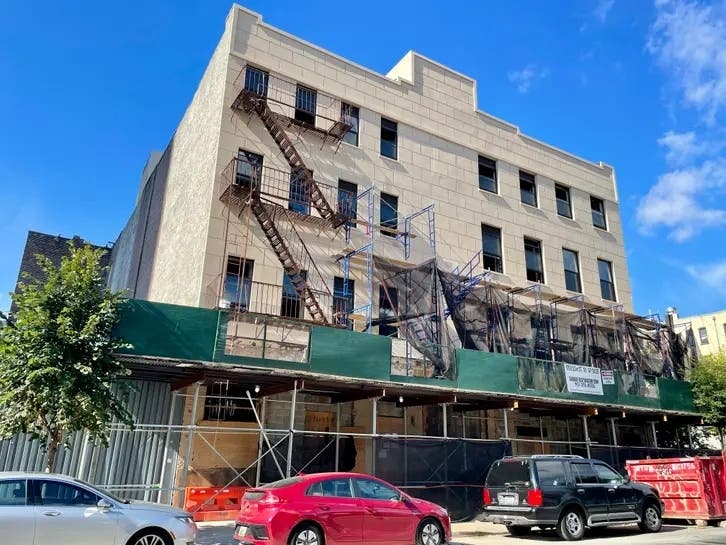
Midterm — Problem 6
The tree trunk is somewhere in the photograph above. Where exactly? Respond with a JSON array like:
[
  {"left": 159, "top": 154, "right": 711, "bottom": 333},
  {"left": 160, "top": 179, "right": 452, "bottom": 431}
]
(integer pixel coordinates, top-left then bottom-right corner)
[{"left": 45, "top": 430, "right": 61, "bottom": 473}]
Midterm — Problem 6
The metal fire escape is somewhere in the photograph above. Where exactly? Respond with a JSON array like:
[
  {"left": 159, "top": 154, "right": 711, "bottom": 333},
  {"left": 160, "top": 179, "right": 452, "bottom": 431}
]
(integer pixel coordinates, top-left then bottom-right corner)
[{"left": 222, "top": 68, "right": 352, "bottom": 325}]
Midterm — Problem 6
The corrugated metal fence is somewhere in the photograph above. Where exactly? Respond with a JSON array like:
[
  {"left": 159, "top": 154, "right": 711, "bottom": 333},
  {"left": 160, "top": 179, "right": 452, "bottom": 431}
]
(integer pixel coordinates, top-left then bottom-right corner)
[{"left": 0, "top": 380, "right": 182, "bottom": 503}]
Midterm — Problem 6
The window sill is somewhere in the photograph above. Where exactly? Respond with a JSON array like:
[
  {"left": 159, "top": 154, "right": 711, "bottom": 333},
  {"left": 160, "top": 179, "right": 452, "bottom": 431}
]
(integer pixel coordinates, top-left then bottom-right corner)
[
  {"left": 593, "top": 224, "right": 609, "bottom": 232},
  {"left": 479, "top": 188, "right": 501, "bottom": 197},
  {"left": 557, "top": 213, "right": 575, "bottom": 222},
  {"left": 379, "top": 154, "right": 398, "bottom": 162},
  {"left": 520, "top": 201, "right": 540, "bottom": 210}
]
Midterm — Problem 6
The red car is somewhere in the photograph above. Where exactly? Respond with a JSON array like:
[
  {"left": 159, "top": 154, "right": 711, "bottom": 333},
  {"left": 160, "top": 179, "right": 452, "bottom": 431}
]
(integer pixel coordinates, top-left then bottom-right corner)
[{"left": 233, "top": 472, "right": 451, "bottom": 545}]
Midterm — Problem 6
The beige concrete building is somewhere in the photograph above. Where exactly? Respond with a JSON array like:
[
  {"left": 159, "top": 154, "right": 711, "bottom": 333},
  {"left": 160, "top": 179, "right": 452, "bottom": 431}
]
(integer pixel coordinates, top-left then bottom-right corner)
[
  {"left": 109, "top": 3, "right": 633, "bottom": 323},
  {"left": 670, "top": 307, "right": 726, "bottom": 358}
]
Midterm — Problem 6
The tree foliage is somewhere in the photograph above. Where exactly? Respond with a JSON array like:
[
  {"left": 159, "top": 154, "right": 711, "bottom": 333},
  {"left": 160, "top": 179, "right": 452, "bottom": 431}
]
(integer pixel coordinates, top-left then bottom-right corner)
[
  {"left": 0, "top": 244, "right": 133, "bottom": 471},
  {"left": 690, "top": 352, "right": 726, "bottom": 447}
]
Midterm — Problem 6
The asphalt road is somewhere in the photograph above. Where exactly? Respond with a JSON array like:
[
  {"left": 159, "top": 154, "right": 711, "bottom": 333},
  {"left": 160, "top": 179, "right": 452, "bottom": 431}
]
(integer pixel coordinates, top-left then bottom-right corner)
[{"left": 197, "top": 522, "right": 726, "bottom": 545}]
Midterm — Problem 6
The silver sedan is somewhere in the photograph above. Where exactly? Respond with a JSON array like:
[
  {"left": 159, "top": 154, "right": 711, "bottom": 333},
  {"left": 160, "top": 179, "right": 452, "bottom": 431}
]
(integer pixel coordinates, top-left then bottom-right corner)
[{"left": 0, "top": 472, "right": 197, "bottom": 545}]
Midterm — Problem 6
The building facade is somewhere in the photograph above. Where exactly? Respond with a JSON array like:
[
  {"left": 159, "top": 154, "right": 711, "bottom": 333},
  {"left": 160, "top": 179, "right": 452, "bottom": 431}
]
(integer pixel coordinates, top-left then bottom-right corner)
[
  {"left": 670, "top": 307, "right": 726, "bottom": 358},
  {"left": 4, "top": 5, "right": 704, "bottom": 519}
]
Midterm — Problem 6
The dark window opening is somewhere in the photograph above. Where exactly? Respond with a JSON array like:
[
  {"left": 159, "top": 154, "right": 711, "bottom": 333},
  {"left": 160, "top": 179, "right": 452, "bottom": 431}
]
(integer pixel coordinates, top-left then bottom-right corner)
[
  {"left": 555, "top": 184, "right": 572, "bottom": 218},
  {"left": 223, "top": 257, "right": 254, "bottom": 310},
  {"left": 341, "top": 103, "right": 359, "bottom": 146},
  {"left": 571, "top": 462, "right": 598, "bottom": 484},
  {"left": 562, "top": 248, "right": 581, "bottom": 293},
  {"left": 380, "top": 118, "right": 398, "bottom": 160},
  {"left": 0, "top": 480, "right": 26, "bottom": 506},
  {"left": 486, "top": 460, "right": 531, "bottom": 487},
  {"left": 289, "top": 170, "right": 311, "bottom": 215},
  {"left": 481, "top": 224, "right": 503, "bottom": 273},
  {"left": 379, "top": 285, "right": 398, "bottom": 337},
  {"left": 204, "top": 382, "right": 256, "bottom": 422},
  {"left": 598, "top": 259, "right": 616, "bottom": 301},
  {"left": 244, "top": 66, "right": 269, "bottom": 96},
  {"left": 281, "top": 269, "right": 307, "bottom": 319},
  {"left": 338, "top": 179, "right": 358, "bottom": 227},
  {"left": 380, "top": 192, "right": 398, "bottom": 237},
  {"left": 478, "top": 156, "right": 497, "bottom": 193},
  {"left": 535, "top": 461, "right": 567, "bottom": 487},
  {"left": 591, "top": 196, "right": 607, "bottom": 230},
  {"left": 295, "top": 85, "right": 317, "bottom": 125},
  {"left": 524, "top": 238, "right": 544, "bottom": 283},
  {"left": 699, "top": 327, "right": 709, "bottom": 345},
  {"left": 236, "top": 150, "right": 263, "bottom": 187},
  {"left": 519, "top": 171, "right": 537, "bottom": 207},
  {"left": 334, "top": 276, "right": 355, "bottom": 328}
]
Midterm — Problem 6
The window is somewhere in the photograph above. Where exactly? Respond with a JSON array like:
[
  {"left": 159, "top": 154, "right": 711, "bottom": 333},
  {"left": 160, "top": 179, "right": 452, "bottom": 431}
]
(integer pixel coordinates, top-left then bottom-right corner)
[
  {"left": 204, "top": 382, "right": 255, "bottom": 422},
  {"left": 699, "top": 327, "right": 709, "bottom": 345},
  {"left": 223, "top": 257, "right": 254, "bottom": 310},
  {"left": 555, "top": 184, "right": 572, "bottom": 218},
  {"left": 562, "top": 248, "right": 581, "bottom": 293},
  {"left": 591, "top": 196, "right": 607, "bottom": 230},
  {"left": 236, "top": 150, "right": 263, "bottom": 187},
  {"left": 289, "top": 170, "right": 311, "bottom": 215},
  {"left": 333, "top": 277, "right": 355, "bottom": 326},
  {"left": 519, "top": 171, "right": 537, "bottom": 207},
  {"left": 593, "top": 463, "right": 623, "bottom": 485},
  {"left": 478, "top": 156, "right": 497, "bottom": 193},
  {"left": 481, "top": 224, "right": 503, "bottom": 273},
  {"left": 281, "top": 269, "right": 307, "bottom": 319},
  {"left": 244, "top": 66, "right": 269, "bottom": 96},
  {"left": 524, "top": 238, "right": 544, "bottom": 283},
  {"left": 338, "top": 179, "right": 358, "bottom": 226},
  {"left": 379, "top": 285, "right": 398, "bottom": 337},
  {"left": 341, "top": 103, "right": 359, "bottom": 146},
  {"left": 37, "top": 480, "right": 100, "bottom": 507},
  {"left": 380, "top": 192, "right": 398, "bottom": 237},
  {"left": 535, "top": 461, "right": 567, "bottom": 487},
  {"left": 380, "top": 118, "right": 398, "bottom": 159},
  {"left": 723, "top": 323, "right": 726, "bottom": 339},
  {"left": 307, "top": 478, "right": 353, "bottom": 498},
  {"left": 571, "top": 463, "right": 599, "bottom": 485},
  {"left": 597, "top": 259, "right": 616, "bottom": 301},
  {"left": 353, "top": 478, "right": 399, "bottom": 501},
  {"left": 0, "top": 480, "right": 26, "bottom": 506},
  {"left": 295, "top": 85, "right": 317, "bottom": 125},
  {"left": 486, "top": 460, "right": 531, "bottom": 487}
]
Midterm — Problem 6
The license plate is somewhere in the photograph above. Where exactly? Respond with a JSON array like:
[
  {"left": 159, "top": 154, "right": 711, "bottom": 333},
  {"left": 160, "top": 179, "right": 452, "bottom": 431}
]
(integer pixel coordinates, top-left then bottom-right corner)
[
  {"left": 235, "top": 525, "right": 248, "bottom": 538},
  {"left": 497, "top": 493, "right": 519, "bottom": 506}
]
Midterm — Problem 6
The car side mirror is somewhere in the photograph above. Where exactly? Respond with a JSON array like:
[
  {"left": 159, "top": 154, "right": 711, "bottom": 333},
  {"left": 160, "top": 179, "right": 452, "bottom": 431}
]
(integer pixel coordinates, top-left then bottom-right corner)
[{"left": 97, "top": 499, "right": 113, "bottom": 511}]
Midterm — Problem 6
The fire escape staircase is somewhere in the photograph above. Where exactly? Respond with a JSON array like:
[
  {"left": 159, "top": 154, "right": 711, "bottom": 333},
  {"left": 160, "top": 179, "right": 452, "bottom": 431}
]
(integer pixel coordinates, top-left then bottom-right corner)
[{"left": 222, "top": 87, "right": 353, "bottom": 325}]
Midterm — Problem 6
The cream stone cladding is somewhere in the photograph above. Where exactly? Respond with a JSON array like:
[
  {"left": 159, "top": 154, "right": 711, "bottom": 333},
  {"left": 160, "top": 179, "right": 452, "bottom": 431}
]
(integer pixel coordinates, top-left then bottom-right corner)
[
  {"left": 673, "top": 309, "right": 726, "bottom": 357},
  {"left": 195, "top": 4, "right": 633, "bottom": 315}
]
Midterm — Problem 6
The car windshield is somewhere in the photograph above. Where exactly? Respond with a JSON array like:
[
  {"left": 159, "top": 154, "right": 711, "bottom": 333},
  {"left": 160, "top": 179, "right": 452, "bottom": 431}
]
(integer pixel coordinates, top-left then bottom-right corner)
[
  {"left": 261, "top": 477, "right": 303, "bottom": 489},
  {"left": 72, "top": 479, "right": 129, "bottom": 504},
  {"left": 487, "top": 460, "right": 531, "bottom": 487}
]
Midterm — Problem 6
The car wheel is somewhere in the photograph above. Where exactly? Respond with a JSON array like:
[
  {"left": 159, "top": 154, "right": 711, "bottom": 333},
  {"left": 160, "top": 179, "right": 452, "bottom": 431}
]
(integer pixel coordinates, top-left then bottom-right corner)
[
  {"left": 506, "top": 525, "right": 532, "bottom": 536},
  {"left": 290, "top": 524, "right": 323, "bottom": 545},
  {"left": 130, "top": 531, "right": 171, "bottom": 545},
  {"left": 638, "top": 502, "right": 663, "bottom": 533},
  {"left": 557, "top": 508, "right": 585, "bottom": 541},
  {"left": 417, "top": 518, "right": 444, "bottom": 545}
]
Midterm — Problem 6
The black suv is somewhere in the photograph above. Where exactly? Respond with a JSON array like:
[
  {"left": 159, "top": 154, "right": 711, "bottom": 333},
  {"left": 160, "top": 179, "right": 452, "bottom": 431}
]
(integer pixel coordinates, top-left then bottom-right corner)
[{"left": 482, "top": 455, "right": 663, "bottom": 541}]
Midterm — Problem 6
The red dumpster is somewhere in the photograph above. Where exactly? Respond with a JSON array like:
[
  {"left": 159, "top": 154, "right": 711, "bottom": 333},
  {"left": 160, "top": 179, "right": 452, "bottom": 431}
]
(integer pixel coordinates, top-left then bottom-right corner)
[{"left": 626, "top": 456, "right": 726, "bottom": 522}]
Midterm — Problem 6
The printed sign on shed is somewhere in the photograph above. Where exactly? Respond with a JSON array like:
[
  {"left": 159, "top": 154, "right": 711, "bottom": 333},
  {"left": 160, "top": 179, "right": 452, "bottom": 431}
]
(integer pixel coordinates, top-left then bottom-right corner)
[
  {"left": 564, "top": 364, "right": 604, "bottom": 395},
  {"left": 601, "top": 370, "right": 615, "bottom": 385}
]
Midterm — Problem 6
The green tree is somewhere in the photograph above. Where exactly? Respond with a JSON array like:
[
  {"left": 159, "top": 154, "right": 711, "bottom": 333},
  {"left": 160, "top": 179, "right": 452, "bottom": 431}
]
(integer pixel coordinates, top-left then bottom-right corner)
[
  {"left": 690, "top": 352, "right": 726, "bottom": 450},
  {"left": 0, "top": 244, "right": 133, "bottom": 471}
]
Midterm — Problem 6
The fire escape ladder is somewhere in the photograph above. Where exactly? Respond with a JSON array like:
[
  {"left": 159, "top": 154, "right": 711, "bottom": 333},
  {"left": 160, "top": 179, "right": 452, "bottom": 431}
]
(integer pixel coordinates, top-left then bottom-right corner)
[
  {"left": 242, "top": 92, "right": 345, "bottom": 228},
  {"left": 247, "top": 197, "right": 330, "bottom": 325}
]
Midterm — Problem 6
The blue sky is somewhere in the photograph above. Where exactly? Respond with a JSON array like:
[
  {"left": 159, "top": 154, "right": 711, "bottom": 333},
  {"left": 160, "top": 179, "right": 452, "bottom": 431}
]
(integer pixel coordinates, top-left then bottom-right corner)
[{"left": 1, "top": 0, "right": 725, "bottom": 318}]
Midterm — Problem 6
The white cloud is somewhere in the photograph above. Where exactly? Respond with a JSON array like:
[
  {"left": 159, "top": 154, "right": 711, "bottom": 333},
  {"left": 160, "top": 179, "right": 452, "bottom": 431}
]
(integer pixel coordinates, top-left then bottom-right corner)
[
  {"left": 507, "top": 65, "right": 549, "bottom": 94},
  {"left": 657, "top": 130, "right": 699, "bottom": 165},
  {"left": 594, "top": 0, "right": 616, "bottom": 22},
  {"left": 636, "top": 157, "right": 726, "bottom": 241},
  {"left": 686, "top": 261, "right": 726, "bottom": 295},
  {"left": 647, "top": 0, "right": 726, "bottom": 125}
]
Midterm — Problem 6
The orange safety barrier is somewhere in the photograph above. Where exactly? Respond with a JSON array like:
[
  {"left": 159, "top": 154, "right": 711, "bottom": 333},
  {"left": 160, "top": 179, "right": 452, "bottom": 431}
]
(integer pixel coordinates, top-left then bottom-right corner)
[{"left": 184, "top": 486, "right": 248, "bottom": 522}]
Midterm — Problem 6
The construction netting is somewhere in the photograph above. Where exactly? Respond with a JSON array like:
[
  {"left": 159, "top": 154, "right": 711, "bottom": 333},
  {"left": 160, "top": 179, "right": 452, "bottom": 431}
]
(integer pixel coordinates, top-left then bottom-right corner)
[{"left": 374, "top": 257, "right": 695, "bottom": 380}]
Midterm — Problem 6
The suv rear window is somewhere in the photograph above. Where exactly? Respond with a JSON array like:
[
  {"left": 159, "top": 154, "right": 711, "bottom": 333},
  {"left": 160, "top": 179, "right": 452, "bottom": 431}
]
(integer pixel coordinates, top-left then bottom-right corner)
[
  {"left": 535, "top": 460, "right": 567, "bottom": 487},
  {"left": 487, "top": 459, "right": 531, "bottom": 487}
]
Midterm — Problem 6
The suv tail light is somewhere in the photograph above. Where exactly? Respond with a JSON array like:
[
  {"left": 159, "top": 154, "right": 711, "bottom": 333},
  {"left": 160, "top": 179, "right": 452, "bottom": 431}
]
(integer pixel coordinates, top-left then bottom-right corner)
[
  {"left": 527, "top": 488, "right": 543, "bottom": 507},
  {"left": 483, "top": 488, "right": 492, "bottom": 506}
]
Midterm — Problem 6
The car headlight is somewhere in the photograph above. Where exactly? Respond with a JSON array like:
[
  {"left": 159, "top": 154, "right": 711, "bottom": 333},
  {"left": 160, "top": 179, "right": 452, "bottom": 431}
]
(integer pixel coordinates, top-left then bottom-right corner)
[{"left": 175, "top": 515, "right": 195, "bottom": 525}]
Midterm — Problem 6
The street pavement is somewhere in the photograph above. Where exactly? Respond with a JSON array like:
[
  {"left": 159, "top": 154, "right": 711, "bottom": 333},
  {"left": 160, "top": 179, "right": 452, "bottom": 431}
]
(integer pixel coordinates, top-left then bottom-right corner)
[{"left": 197, "top": 521, "right": 726, "bottom": 545}]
